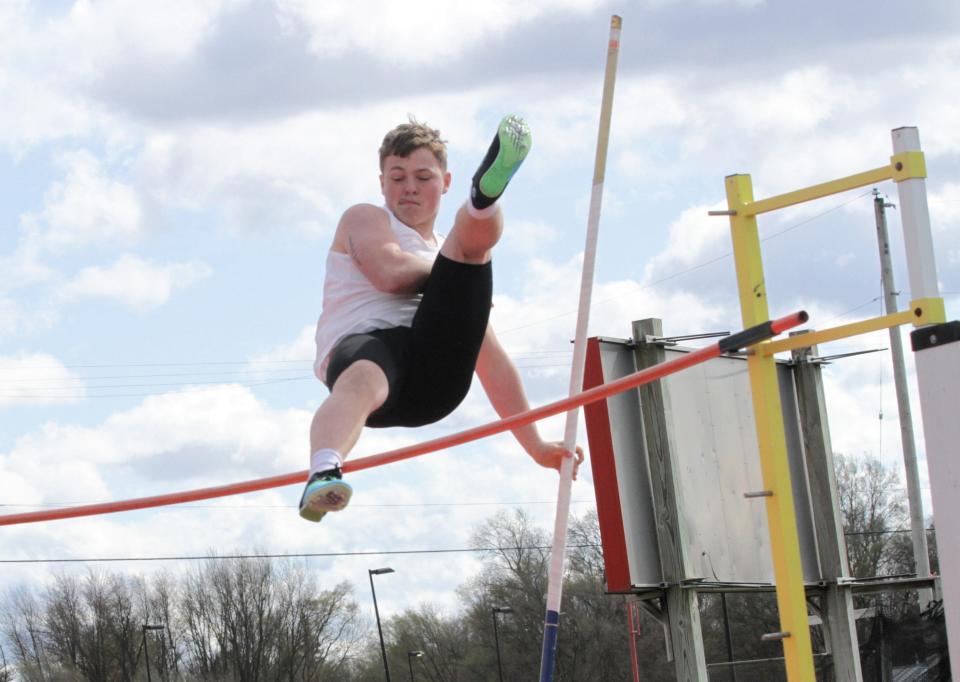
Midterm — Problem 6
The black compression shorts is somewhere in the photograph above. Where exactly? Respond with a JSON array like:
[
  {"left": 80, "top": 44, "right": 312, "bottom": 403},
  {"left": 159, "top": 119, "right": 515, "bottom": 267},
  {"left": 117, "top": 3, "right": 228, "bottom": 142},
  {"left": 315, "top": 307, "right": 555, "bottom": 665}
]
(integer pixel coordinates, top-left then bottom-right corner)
[{"left": 324, "top": 254, "right": 493, "bottom": 428}]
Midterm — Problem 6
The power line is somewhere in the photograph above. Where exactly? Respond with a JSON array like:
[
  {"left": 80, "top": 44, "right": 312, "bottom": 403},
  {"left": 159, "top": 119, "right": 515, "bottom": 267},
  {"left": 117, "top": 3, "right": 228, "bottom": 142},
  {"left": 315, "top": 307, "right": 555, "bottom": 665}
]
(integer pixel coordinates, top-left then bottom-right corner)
[
  {"left": 0, "top": 499, "right": 593, "bottom": 512},
  {"left": 0, "top": 544, "right": 600, "bottom": 565},
  {"left": 0, "top": 376, "right": 311, "bottom": 393},
  {"left": 845, "top": 528, "right": 935, "bottom": 537},
  {"left": 500, "top": 190, "right": 875, "bottom": 335},
  {"left": 10, "top": 360, "right": 309, "bottom": 370},
  {"left": 1, "top": 369, "right": 311, "bottom": 384},
  {"left": 0, "top": 376, "right": 311, "bottom": 400},
  {"left": 821, "top": 296, "right": 885, "bottom": 325},
  {"left": 3, "top": 352, "right": 572, "bottom": 385},
  {"left": 6, "top": 351, "right": 573, "bottom": 374}
]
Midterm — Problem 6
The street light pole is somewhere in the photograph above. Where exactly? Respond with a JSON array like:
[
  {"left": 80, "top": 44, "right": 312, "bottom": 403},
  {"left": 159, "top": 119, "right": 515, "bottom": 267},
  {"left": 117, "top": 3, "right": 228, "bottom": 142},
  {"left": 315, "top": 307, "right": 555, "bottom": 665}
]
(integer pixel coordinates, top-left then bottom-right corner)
[
  {"left": 407, "top": 650, "right": 424, "bottom": 681},
  {"left": 369, "top": 567, "right": 395, "bottom": 682},
  {"left": 141, "top": 624, "right": 165, "bottom": 682},
  {"left": 491, "top": 606, "right": 513, "bottom": 682},
  {"left": 165, "top": 624, "right": 177, "bottom": 678}
]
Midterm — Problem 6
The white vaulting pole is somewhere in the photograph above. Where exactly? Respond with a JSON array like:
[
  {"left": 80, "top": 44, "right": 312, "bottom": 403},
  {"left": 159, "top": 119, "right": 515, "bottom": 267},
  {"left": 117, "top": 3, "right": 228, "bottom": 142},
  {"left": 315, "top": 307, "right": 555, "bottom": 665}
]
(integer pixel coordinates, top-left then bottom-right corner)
[{"left": 539, "top": 15, "right": 621, "bottom": 682}]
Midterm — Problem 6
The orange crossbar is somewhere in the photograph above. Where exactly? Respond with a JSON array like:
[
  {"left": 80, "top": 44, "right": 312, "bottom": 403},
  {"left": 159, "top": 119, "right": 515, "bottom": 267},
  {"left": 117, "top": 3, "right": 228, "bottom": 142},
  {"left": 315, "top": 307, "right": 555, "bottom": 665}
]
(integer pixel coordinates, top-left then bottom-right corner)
[{"left": 0, "top": 311, "right": 807, "bottom": 527}]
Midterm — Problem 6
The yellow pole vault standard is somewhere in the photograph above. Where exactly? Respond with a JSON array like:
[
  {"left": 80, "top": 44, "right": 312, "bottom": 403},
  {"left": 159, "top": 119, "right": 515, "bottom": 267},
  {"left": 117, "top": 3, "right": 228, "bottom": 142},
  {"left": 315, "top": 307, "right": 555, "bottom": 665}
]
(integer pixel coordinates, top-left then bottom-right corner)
[
  {"left": 759, "top": 300, "right": 945, "bottom": 356},
  {"left": 725, "top": 174, "right": 817, "bottom": 682},
  {"left": 742, "top": 150, "right": 924, "bottom": 217}
]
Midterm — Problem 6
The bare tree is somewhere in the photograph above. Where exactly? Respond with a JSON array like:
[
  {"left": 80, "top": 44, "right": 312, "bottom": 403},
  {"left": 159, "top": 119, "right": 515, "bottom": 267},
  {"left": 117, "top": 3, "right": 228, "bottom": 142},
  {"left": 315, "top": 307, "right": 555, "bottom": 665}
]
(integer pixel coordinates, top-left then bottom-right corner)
[
  {"left": 398, "top": 509, "right": 656, "bottom": 681},
  {"left": 180, "top": 560, "right": 226, "bottom": 678},
  {"left": 461, "top": 508, "right": 552, "bottom": 680},
  {"left": 562, "top": 511, "right": 643, "bottom": 681},
  {"left": 2, "top": 585, "right": 46, "bottom": 681},
  {"left": 144, "top": 571, "right": 180, "bottom": 679},
  {"left": 272, "top": 563, "right": 361, "bottom": 680},
  {"left": 0, "top": 645, "right": 11, "bottom": 682},
  {"left": 387, "top": 605, "right": 471, "bottom": 682},
  {"left": 0, "top": 570, "right": 149, "bottom": 681},
  {"left": 175, "top": 555, "right": 364, "bottom": 681},
  {"left": 2, "top": 556, "right": 364, "bottom": 682},
  {"left": 207, "top": 557, "right": 275, "bottom": 682},
  {"left": 835, "top": 455, "right": 908, "bottom": 579}
]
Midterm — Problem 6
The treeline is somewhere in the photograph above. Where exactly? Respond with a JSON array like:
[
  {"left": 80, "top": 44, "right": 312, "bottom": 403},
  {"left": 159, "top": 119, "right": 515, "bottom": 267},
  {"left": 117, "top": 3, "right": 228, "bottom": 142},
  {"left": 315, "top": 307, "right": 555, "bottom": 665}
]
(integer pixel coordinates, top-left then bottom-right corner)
[
  {"left": 2, "top": 559, "right": 362, "bottom": 681},
  {"left": 0, "top": 511, "right": 665, "bottom": 682},
  {"left": 0, "top": 456, "right": 941, "bottom": 681}
]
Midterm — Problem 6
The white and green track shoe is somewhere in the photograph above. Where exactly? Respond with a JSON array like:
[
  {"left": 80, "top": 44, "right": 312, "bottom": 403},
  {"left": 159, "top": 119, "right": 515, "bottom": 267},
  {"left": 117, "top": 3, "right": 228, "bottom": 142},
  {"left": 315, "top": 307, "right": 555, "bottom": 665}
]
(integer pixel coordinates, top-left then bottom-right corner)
[{"left": 471, "top": 114, "right": 532, "bottom": 210}]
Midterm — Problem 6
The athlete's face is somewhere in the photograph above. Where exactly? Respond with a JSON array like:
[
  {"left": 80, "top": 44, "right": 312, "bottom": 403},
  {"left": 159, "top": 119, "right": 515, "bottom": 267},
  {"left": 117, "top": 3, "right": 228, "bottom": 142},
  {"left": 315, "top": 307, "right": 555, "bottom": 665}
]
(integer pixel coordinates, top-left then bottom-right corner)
[{"left": 380, "top": 147, "right": 451, "bottom": 232}]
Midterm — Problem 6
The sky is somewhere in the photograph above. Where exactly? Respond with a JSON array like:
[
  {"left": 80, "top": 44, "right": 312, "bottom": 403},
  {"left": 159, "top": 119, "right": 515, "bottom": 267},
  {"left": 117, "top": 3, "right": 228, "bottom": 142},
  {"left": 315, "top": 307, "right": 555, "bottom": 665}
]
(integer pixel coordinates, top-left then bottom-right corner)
[{"left": 1, "top": 0, "right": 959, "bottom": 628}]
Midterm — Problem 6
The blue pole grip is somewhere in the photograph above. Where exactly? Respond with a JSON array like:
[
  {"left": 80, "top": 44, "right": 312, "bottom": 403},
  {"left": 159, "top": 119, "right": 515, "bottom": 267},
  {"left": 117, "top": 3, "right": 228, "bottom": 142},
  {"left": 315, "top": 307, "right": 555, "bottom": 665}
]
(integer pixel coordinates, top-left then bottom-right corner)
[{"left": 539, "top": 610, "right": 561, "bottom": 682}]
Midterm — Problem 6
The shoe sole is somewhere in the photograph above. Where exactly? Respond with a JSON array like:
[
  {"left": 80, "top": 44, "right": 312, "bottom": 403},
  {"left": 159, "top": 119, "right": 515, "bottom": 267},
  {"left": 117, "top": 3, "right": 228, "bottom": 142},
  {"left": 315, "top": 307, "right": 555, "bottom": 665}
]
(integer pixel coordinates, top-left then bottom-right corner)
[
  {"left": 299, "top": 480, "right": 353, "bottom": 523},
  {"left": 478, "top": 115, "right": 531, "bottom": 199}
]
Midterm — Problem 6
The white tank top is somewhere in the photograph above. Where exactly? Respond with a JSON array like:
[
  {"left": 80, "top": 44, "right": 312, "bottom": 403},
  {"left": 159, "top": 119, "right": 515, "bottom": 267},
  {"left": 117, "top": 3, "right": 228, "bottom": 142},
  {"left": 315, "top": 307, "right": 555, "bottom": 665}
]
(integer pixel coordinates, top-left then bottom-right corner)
[{"left": 314, "top": 206, "right": 443, "bottom": 382}]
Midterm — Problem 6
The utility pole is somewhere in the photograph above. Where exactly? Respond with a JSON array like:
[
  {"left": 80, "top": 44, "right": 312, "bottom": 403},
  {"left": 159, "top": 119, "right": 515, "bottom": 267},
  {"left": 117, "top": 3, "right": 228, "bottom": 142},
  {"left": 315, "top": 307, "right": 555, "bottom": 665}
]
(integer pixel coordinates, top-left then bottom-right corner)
[{"left": 873, "top": 189, "right": 933, "bottom": 608}]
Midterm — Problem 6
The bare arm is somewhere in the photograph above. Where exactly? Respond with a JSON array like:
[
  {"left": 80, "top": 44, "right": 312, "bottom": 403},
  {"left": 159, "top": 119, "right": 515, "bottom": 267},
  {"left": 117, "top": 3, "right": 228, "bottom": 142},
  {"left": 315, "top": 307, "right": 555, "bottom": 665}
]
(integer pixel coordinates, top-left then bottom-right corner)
[
  {"left": 475, "top": 325, "right": 584, "bottom": 477},
  {"left": 332, "top": 204, "right": 431, "bottom": 294}
]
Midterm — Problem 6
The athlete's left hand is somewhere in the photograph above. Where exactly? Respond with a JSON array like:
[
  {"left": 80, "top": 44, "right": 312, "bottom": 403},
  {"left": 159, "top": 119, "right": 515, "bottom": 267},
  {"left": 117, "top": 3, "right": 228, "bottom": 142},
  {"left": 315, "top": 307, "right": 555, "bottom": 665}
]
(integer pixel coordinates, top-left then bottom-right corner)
[{"left": 529, "top": 441, "right": 585, "bottom": 480}]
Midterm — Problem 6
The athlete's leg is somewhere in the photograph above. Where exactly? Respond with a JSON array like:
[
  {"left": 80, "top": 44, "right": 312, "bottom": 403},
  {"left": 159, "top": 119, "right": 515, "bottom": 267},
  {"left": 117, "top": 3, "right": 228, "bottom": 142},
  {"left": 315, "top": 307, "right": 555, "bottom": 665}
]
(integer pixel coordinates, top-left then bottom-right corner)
[
  {"left": 301, "top": 329, "right": 407, "bottom": 523},
  {"left": 300, "top": 360, "right": 389, "bottom": 522},
  {"left": 309, "top": 359, "right": 389, "bottom": 456},
  {"left": 440, "top": 114, "right": 531, "bottom": 265},
  {"left": 439, "top": 203, "right": 503, "bottom": 264},
  {"left": 367, "top": 255, "right": 492, "bottom": 428}
]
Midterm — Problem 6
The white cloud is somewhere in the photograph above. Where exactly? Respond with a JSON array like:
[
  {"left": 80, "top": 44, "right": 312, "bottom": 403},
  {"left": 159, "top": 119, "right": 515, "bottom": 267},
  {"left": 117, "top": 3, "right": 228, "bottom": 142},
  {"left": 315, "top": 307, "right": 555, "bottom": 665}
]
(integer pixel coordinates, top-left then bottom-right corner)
[
  {"left": 247, "top": 324, "right": 316, "bottom": 384},
  {"left": 137, "top": 120, "right": 345, "bottom": 235},
  {"left": 136, "top": 104, "right": 431, "bottom": 235},
  {"left": 613, "top": 75, "right": 696, "bottom": 138},
  {"left": 0, "top": 353, "right": 84, "bottom": 407},
  {"left": 0, "top": 1, "right": 231, "bottom": 152},
  {"left": 0, "top": 70, "right": 97, "bottom": 155},
  {"left": 281, "top": 0, "right": 605, "bottom": 64},
  {"left": 0, "top": 296, "right": 23, "bottom": 336},
  {"left": 490, "top": 250, "right": 733, "bottom": 378},
  {"left": 0, "top": 377, "right": 567, "bottom": 615},
  {"left": 642, "top": 202, "right": 730, "bottom": 277},
  {"left": 23, "top": 150, "right": 144, "bottom": 251},
  {"left": 60, "top": 0, "right": 225, "bottom": 62},
  {"left": 0, "top": 295, "right": 59, "bottom": 339},
  {"left": 725, "top": 67, "right": 871, "bottom": 134},
  {"left": 3, "top": 384, "right": 309, "bottom": 502},
  {"left": 0, "top": 3, "right": 95, "bottom": 152},
  {"left": 58, "top": 254, "right": 211, "bottom": 311},
  {"left": 929, "top": 181, "right": 960, "bottom": 228},
  {"left": 0, "top": 241, "right": 55, "bottom": 291},
  {"left": 0, "top": 467, "right": 42, "bottom": 507},
  {"left": 131, "top": 91, "right": 541, "bottom": 237},
  {"left": 502, "top": 219, "right": 559, "bottom": 255},
  {"left": 895, "top": 42, "right": 960, "bottom": 156}
]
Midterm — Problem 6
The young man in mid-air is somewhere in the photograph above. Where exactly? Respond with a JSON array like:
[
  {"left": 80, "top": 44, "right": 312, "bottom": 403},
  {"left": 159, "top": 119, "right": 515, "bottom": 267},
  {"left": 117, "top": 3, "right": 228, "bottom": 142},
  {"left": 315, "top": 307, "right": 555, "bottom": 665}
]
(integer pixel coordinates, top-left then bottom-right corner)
[{"left": 300, "top": 115, "right": 583, "bottom": 522}]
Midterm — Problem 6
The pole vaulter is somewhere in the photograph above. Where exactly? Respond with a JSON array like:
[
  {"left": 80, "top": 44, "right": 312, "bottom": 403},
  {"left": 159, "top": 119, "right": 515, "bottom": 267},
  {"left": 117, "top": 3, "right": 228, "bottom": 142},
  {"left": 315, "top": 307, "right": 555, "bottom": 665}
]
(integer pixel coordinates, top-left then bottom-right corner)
[
  {"left": 538, "top": 15, "right": 621, "bottom": 681},
  {"left": 0, "top": 311, "right": 806, "bottom": 528}
]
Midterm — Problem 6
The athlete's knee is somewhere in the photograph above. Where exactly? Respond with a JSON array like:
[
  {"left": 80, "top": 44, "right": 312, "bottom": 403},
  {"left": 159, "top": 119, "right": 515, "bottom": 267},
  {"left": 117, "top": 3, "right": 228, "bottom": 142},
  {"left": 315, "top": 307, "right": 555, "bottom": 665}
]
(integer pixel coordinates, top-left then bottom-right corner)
[{"left": 331, "top": 360, "right": 390, "bottom": 408}]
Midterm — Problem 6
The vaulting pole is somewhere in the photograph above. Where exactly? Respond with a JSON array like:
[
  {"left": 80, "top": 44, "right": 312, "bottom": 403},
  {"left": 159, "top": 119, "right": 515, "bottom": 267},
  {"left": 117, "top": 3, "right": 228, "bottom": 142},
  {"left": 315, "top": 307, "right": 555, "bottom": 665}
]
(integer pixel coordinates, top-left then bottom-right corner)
[{"left": 539, "top": 15, "right": 621, "bottom": 681}]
